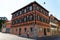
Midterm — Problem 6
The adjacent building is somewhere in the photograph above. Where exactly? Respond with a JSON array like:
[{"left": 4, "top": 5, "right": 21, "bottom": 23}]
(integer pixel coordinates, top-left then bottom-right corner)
[
  {"left": 5, "top": 21, "right": 11, "bottom": 33},
  {"left": 11, "top": 1, "right": 50, "bottom": 38},
  {"left": 0, "top": 17, "right": 7, "bottom": 20},
  {"left": 0, "top": 17, "right": 12, "bottom": 33},
  {"left": 58, "top": 20, "right": 60, "bottom": 35},
  {"left": 50, "top": 15, "right": 59, "bottom": 35}
]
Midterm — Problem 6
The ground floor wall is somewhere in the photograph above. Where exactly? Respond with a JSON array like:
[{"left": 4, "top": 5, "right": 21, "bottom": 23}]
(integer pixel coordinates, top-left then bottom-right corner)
[
  {"left": 2, "top": 28, "right": 6, "bottom": 32},
  {"left": 11, "top": 24, "right": 51, "bottom": 38},
  {"left": 50, "top": 22, "right": 59, "bottom": 35},
  {"left": 50, "top": 27, "right": 58, "bottom": 35},
  {"left": 2, "top": 28, "right": 10, "bottom": 33}
]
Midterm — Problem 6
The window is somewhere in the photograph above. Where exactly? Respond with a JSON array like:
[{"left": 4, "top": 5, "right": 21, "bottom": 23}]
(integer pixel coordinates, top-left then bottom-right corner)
[
  {"left": 22, "top": 9, "right": 24, "bottom": 14},
  {"left": 37, "top": 6, "right": 42, "bottom": 12},
  {"left": 12, "top": 21, "right": 14, "bottom": 24},
  {"left": 1, "top": 18, "right": 3, "bottom": 20},
  {"left": 43, "top": 11, "right": 45, "bottom": 14},
  {"left": 24, "top": 28, "right": 27, "bottom": 32},
  {"left": 16, "top": 20, "right": 19, "bottom": 23},
  {"left": 6, "top": 28, "right": 10, "bottom": 33},
  {"left": 43, "top": 18, "right": 45, "bottom": 22},
  {"left": 14, "top": 13, "right": 16, "bottom": 17},
  {"left": 18, "top": 11, "right": 20, "bottom": 15},
  {"left": 13, "top": 20, "right": 15, "bottom": 24},
  {"left": 13, "top": 21, "right": 15, "bottom": 24},
  {"left": 13, "top": 14, "right": 15, "bottom": 18},
  {"left": 13, "top": 14, "right": 15, "bottom": 17},
  {"left": 24, "top": 18, "right": 26, "bottom": 22},
  {"left": 37, "top": 6, "right": 39, "bottom": 10},
  {"left": 16, "top": 12, "right": 19, "bottom": 16},
  {"left": 27, "top": 7, "right": 30, "bottom": 12},
  {"left": 3, "top": 17, "right": 6, "bottom": 20},
  {"left": 28, "top": 16, "right": 30, "bottom": 21},
  {"left": 39, "top": 27, "right": 42, "bottom": 32},
  {"left": 42, "top": 10, "right": 45, "bottom": 14},
  {"left": 41, "top": 17, "right": 43, "bottom": 22},
  {"left": 30, "top": 27, "right": 33, "bottom": 32},
  {"left": 38, "top": 16, "right": 40, "bottom": 20},
  {"left": 15, "top": 13, "right": 17, "bottom": 17},
  {"left": 37, "top": 15, "right": 42, "bottom": 21},
  {"left": 47, "top": 28, "right": 50, "bottom": 32},
  {"left": 40, "top": 9, "right": 43, "bottom": 12},
  {"left": 46, "top": 19, "right": 47, "bottom": 23},
  {"left": 29, "top": 6, "right": 32, "bottom": 11},
  {"left": 30, "top": 15, "right": 32, "bottom": 21},
  {"left": 0, "top": 18, "right": 1, "bottom": 20},
  {"left": 45, "top": 12, "right": 48, "bottom": 16},
  {"left": 47, "top": 20, "right": 49, "bottom": 23},
  {"left": 16, "top": 28, "right": 18, "bottom": 32},
  {"left": 19, "top": 28, "right": 21, "bottom": 32},
  {"left": 46, "top": 20, "right": 47, "bottom": 23},
  {"left": 36, "top": 6, "right": 49, "bottom": 16},
  {"left": 39, "top": 7, "right": 42, "bottom": 12},
  {"left": 40, "top": 17, "right": 42, "bottom": 21},
  {"left": 24, "top": 9, "right": 26, "bottom": 13},
  {"left": 51, "top": 25, "right": 56, "bottom": 28},
  {"left": 20, "top": 11, "right": 22, "bottom": 14},
  {"left": 14, "top": 20, "right": 16, "bottom": 24},
  {"left": 17, "top": 19, "right": 20, "bottom": 23},
  {"left": 32, "top": 15, "right": 34, "bottom": 20},
  {"left": 19, "top": 19, "right": 21, "bottom": 23},
  {"left": 13, "top": 12, "right": 20, "bottom": 17},
  {"left": 21, "top": 18, "right": 24, "bottom": 22},
  {"left": 26, "top": 16, "right": 30, "bottom": 21}
]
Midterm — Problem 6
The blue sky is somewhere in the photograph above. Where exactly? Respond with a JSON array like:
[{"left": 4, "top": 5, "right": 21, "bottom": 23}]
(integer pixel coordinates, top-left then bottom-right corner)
[{"left": 0, "top": 0, "right": 60, "bottom": 20}]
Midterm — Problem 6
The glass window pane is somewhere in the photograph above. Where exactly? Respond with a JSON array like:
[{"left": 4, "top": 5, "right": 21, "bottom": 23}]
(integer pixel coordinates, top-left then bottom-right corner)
[{"left": 30, "top": 6, "right": 32, "bottom": 11}]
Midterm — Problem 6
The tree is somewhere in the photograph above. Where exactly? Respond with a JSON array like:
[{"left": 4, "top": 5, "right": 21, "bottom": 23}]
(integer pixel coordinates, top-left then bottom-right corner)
[{"left": 0, "top": 20, "right": 6, "bottom": 29}]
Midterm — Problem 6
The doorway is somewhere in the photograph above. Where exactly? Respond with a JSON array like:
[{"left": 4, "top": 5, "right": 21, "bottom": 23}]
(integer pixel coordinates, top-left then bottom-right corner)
[
  {"left": 44, "top": 28, "right": 47, "bottom": 36},
  {"left": 19, "top": 28, "right": 21, "bottom": 35}
]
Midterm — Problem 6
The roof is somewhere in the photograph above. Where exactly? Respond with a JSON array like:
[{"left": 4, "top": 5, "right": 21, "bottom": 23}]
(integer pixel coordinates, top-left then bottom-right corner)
[
  {"left": 50, "top": 14, "right": 59, "bottom": 21},
  {"left": 11, "top": 1, "right": 49, "bottom": 15},
  {"left": 33, "top": 1, "right": 49, "bottom": 12}
]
